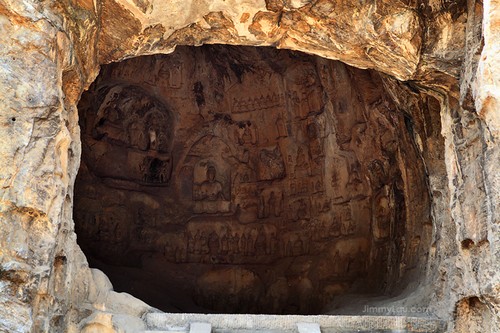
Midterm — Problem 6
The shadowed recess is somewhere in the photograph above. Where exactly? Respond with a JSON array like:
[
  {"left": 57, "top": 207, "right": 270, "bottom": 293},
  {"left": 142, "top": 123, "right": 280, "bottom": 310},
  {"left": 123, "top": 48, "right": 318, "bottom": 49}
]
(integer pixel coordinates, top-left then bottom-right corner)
[{"left": 74, "top": 45, "right": 432, "bottom": 314}]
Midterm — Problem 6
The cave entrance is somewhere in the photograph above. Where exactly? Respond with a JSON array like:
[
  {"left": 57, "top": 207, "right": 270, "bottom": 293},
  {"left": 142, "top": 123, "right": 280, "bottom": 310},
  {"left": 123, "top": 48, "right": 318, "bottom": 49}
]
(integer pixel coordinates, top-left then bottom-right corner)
[{"left": 74, "top": 45, "right": 432, "bottom": 315}]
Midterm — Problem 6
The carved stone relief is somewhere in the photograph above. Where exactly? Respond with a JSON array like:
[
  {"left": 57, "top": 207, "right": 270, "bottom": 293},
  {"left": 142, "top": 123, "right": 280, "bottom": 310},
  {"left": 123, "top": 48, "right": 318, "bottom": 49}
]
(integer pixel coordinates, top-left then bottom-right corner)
[
  {"left": 75, "top": 45, "right": 430, "bottom": 314},
  {"left": 81, "top": 85, "right": 174, "bottom": 187}
]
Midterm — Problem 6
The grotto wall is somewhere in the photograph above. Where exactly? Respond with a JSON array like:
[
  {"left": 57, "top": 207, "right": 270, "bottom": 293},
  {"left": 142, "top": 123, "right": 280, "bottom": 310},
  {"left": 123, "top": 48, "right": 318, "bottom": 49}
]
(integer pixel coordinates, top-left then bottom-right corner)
[
  {"left": 0, "top": 0, "right": 498, "bottom": 332},
  {"left": 74, "top": 46, "right": 431, "bottom": 314}
]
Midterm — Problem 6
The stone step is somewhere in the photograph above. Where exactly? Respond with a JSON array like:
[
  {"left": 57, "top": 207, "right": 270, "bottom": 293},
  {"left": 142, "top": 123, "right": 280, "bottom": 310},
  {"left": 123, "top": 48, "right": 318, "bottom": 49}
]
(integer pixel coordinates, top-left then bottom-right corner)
[
  {"left": 143, "top": 324, "right": 188, "bottom": 333},
  {"left": 144, "top": 331, "right": 186, "bottom": 333},
  {"left": 296, "top": 323, "right": 321, "bottom": 333},
  {"left": 190, "top": 322, "right": 212, "bottom": 333},
  {"left": 215, "top": 329, "right": 285, "bottom": 333},
  {"left": 144, "top": 313, "right": 447, "bottom": 333}
]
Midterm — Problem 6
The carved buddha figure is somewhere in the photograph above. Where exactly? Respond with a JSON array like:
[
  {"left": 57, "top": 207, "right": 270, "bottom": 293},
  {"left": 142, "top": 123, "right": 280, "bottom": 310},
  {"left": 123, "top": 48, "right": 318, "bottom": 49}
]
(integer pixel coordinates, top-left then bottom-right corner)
[{"left": 198, "top": 166, "right": 225, "bottom": 201}]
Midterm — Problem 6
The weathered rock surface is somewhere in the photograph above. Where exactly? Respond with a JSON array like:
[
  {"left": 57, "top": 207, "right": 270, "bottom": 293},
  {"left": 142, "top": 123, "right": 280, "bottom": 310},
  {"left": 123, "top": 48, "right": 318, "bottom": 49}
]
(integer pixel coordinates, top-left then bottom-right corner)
[
  {"left": 0, "top": 0, "right": 498, "bottom": 332},
  {"left": 74, "top": 46, "right": 431, "bottom": 314}
]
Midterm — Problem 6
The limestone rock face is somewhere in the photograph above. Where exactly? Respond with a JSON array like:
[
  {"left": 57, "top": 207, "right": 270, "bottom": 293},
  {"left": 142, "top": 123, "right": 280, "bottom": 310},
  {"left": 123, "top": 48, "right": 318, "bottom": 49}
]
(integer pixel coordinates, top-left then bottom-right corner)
[
  {"left": 0, "top": 0, "right": 498, "bottom": 332},
  {"left": 97, "top": 0, "right": 423, "bottom": 80},
  {"left": 74, "top": 46, "right": 431, "bottom": 314}
]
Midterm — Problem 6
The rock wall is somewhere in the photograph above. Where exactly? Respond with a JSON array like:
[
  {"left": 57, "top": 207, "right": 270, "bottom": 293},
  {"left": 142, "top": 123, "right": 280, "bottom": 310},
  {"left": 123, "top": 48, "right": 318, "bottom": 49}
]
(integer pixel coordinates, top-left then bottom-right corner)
[
  {"left": 0, "top": 0, "right": 498, "bottom": 332},
  {"left": 74, "top": 46, "right": 431, "bottom": 314}
]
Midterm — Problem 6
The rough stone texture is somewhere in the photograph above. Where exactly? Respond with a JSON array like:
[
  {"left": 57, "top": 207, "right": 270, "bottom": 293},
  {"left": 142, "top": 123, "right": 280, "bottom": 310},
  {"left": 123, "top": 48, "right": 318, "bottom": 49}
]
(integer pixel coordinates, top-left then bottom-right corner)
[
  {"left": 0, "top": 0, "right": 498, "bottom": 332},
  {"left": 74, "top": 46, "right": 431, "bottom": 314}
]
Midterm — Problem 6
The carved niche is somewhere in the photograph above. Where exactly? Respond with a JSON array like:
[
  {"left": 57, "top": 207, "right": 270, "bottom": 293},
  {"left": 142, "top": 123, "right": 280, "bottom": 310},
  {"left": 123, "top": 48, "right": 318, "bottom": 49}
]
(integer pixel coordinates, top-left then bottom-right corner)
[
  {"left": 82, "top": 85, "right": 174, "bottom": 186},
  {"left": 182, "top": 136, "right": 233, "bottom": 214}
]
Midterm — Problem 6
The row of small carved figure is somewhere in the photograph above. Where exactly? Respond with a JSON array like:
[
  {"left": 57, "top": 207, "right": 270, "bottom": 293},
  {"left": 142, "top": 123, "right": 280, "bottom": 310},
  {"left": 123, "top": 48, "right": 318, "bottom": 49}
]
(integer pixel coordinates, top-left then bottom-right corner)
[
  {"left": 158, "top": 224, "right": 358, "bottom": 263},
  {"left": 232, "top": 93, "right": 285, "bottom": 113},
  {"left": 181, "top": 231, "right": 309, "bottom": 258}
]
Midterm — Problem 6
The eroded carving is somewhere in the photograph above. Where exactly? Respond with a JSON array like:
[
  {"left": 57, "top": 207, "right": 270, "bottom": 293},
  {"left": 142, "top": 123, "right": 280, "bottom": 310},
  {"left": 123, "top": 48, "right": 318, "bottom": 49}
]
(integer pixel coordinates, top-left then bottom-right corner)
[
  {"left": 75, "top": 45, "right": 429, "bottom": 315},
  {"left": 193, "top": 162, "right": 231, "bottom": 214},
  {"left": 82, "top": 85, "right": 174, "bottom": 186}
]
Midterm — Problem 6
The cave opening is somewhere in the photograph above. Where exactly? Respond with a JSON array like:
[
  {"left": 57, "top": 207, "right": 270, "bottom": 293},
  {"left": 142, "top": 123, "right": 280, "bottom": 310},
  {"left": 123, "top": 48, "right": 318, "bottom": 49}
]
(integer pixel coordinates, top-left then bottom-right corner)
[{"left": 74, "top": 45, "right": 433, "bottom": 315}]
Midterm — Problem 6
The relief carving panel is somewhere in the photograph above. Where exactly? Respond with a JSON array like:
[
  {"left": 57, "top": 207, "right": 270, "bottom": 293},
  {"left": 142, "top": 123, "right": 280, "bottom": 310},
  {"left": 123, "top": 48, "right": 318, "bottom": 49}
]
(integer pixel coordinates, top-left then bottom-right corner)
[{"left": 75, "top": 45, "right": 430, "bottom": 314}]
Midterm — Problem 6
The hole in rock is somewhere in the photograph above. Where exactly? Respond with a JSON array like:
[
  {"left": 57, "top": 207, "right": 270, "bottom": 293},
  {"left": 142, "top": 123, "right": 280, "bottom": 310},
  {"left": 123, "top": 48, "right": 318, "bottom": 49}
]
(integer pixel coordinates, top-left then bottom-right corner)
[
  {"left": 461, "top": 239, "right": 475, "bottom": 250},
  {"left": 74, "top": 45, "right": 433, "bottom": 314}
]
